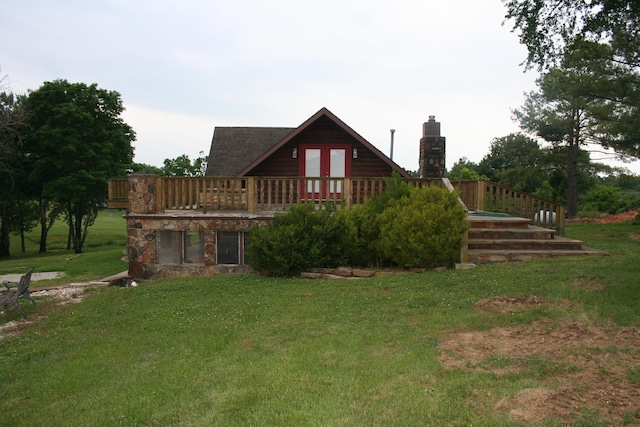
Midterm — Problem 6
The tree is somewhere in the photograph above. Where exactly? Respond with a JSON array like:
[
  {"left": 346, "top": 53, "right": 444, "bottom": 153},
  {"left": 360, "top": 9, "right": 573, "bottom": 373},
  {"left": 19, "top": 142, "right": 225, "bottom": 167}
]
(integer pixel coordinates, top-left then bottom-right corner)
[
  {"left": 130, "top": 162, "right": 162, "bottom": 175},
  {"left": 503, "top": 0, "right": 640, "bottom": 71},
  {"left": 446, "top": 158, "right": 487, "bottom": 181},
  {"left": 24, "top": 80, "right": 135, "bottom": 253},
  {"left": 477, "top": 133, "right": 548, "bottom": 193},
  {"left": 0, "top": 91, "right": 29, "bottom": 257},
  {"left": 161, "top": 152, "right": 208, "bottom": 177},
  {"left": 504, "top": 2, "right": 640, "bottom": 160},
  {"left": 512, "top": 44, "right": 631, "bottom": 216}
]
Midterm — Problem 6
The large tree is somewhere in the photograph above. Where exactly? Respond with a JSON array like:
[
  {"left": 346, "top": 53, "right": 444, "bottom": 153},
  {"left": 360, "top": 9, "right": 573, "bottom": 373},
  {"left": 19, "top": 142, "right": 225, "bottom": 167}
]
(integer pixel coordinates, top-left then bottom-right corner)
[
  {"left": 161, "top": 152, "right": 208, "bottom": 177},
  {"left": 513, "top": 42, "right": 635, "bottom": 216},
  {"left": 503, "top": 0, "right": 640, "bottom": 71},
  {"left": 478, "top": 133, "right": 548, "bottom": 194},
  {"left": 25, "top": 80, "right": 135, "bottom": 253},
  {"left": 504, "top": 1, "right": 640, "bottom": 162},
  {"left": 0, "top": 91, "right": 29, "bottom": 257}
]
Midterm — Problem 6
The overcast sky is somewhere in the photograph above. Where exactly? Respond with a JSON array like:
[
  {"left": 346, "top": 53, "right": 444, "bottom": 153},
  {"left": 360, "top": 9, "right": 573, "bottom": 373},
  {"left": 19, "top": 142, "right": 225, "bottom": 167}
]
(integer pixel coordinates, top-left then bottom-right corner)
[{"left": 3, "top": 0, "right": 638, "bottom": 174}]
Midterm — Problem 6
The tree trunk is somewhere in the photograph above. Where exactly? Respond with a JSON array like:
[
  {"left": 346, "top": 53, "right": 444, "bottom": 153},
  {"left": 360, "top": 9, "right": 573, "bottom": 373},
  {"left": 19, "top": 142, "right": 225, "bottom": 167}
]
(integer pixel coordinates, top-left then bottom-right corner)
[
  {"left": 566, "top": 114, "right": 580, "bottom": 218},
  {"left": 0, "top": 199, "right": 11, "bottom": 257},
  {"left": 38, "top": 199, "right": 48, "bottom": 253},
  {"left": 20, "top": 229, "right": 26, "bottom": 253}
]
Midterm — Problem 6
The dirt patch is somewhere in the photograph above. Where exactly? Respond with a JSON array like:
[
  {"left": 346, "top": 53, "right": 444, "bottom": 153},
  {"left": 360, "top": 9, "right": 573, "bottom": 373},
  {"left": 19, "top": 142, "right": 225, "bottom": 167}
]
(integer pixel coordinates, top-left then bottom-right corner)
[
  {"left": 30, "top": 285, "right": 92, "bottom": 305},
  {"left": 475, "top": 295, "right": 547, "bottom": 313},
  {"left": 569, "top": 209, "right": 639, "bottom": 224},
  {"left": 438, "top": 311, "right": 640, "bottom": 425},
  {"left": 628, "top": 232, "right": 640, "bottom": 242},
  {"left": 0, "top": 285, "right": 92, "bottom": 339},
  {"left": 567, "top": 277, "right": 606, "bottom": 291}
]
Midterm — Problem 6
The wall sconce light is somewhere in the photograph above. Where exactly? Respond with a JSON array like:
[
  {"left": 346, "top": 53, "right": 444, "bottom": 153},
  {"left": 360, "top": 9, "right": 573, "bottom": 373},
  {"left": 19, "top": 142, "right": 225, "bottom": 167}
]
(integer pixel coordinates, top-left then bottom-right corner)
[
  {"left": 352, "top": 148, "right": 358, "bottom": 159},
  {"left": 292, "top": 148, "right": 297, "bottom": 159}
]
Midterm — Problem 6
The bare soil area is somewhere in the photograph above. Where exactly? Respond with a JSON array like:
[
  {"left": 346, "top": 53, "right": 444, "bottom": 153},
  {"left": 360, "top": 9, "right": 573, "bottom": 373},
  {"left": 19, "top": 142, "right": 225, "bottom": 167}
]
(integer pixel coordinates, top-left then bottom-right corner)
[
  {"left": 569, "top": 209, "right": 639, "bottom": 224},
  {"left": 439, "top": 296, "right": 640, "bottom": 425},
  {"left": 0, "top": 285, "right": 91, "bottom": 338}
]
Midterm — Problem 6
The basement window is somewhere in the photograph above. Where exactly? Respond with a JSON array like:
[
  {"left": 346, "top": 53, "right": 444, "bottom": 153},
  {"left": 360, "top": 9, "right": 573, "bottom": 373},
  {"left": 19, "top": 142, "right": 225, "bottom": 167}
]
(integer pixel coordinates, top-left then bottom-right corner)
[
  {"left": 158, "top": 231, "right": 205, "bottom": 264},
  {"left": 216, "top": 231, "right": 250, "bottom": 265}
]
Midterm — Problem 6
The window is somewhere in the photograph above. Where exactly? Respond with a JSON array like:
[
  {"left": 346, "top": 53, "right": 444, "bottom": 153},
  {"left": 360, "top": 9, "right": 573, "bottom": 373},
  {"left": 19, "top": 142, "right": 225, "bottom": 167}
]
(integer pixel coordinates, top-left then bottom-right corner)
[
  {"left": 300, "top": 145, "right": 351, "bottom": 199},
  {"left": 158, "top": 231, "right": 205, "bottom": 264},
  {"left": 216, "top": 231, "right": 250, "bottom": 265}
]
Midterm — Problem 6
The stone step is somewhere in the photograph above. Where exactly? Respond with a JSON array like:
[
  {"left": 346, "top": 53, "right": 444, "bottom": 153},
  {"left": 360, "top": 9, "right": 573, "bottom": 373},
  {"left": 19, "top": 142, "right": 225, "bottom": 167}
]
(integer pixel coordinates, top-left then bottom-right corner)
[
  {"left": 468, "top": 237, "right": 583, "bottom": 251},
  {"left": 464, "top": 214, "right": 607, "bottom": 263},
  {"left": 467, "top": 216, "right": 531, "bottom": 230},
  {"left": 468, "top": 248, "right": 607, "bottom": 263},
  {"left": 468, "top": 227, "right": 555, "bottom": 240}
]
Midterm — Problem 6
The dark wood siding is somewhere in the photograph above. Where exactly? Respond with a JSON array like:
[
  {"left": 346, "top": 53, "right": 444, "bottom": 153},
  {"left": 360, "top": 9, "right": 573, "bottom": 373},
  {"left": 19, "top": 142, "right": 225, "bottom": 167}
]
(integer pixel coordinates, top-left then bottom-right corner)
[{"left": 246, "top": 115, "right": 394, "bottom": 178}]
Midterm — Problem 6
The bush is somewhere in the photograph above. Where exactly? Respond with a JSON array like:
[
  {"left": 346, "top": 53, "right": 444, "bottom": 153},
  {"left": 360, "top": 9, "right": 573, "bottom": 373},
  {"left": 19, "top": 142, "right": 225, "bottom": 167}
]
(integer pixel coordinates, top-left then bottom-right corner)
[
  {"left": 378, "top": 186, "right": 468, "bottom": 268},
  {"left": 338, "top": 173, "right": 412, "bottom": 267},
  {"left": 246, "top": 203, "right": 355, "bottom": 277},
  {"left": 246, "top": 176, "right": 469, "bottom": 275},
  {"left": 581, "top": 185, "right": 640, "bottom": 214}
]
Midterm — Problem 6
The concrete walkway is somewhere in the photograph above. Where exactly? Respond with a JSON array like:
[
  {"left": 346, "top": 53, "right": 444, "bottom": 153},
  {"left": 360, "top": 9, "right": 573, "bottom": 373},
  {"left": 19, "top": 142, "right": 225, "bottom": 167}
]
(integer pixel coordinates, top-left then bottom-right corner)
[
  {"left": 0, "top": 271, "right": 64, "bottom": 283},
  {"left": 1, "top": 270, "right": 131, "bottom": 288}
]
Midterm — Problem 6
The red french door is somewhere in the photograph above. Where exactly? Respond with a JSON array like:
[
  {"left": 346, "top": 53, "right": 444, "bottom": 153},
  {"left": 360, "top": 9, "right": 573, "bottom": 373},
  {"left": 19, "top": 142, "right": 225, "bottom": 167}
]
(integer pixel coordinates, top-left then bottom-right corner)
[{"left": 300, "top": 145, "right": 351, "bottom": 200}]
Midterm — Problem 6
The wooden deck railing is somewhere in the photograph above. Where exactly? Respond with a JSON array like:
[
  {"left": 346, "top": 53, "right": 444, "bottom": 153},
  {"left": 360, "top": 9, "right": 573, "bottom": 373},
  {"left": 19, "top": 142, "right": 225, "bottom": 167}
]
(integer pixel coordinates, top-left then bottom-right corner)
[
  {"left": 108, "top": 176, "right": 565, "bottom": 229},
  {"left": 454, "top": 180, "right": 566, "bottom": 230}
]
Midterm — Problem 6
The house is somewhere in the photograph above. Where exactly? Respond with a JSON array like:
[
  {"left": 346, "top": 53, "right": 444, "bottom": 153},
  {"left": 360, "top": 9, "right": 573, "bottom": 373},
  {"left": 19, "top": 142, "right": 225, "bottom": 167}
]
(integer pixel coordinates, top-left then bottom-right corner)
[
  {"left": 121, "top": 107, "right": 415, "bottom": 278},
  {"left": 205, "top": 107, "right": 411, "bottom": 180},
  {"left": 110, "top": 107, "right": 577, "bottom": 280}
]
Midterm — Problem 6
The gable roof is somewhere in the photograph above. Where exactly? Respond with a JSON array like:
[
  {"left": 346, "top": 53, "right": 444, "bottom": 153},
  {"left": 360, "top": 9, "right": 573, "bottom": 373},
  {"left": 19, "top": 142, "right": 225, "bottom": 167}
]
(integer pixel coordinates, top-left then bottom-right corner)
[
  {"left": 205, "top": 127, "right": 294, "bottom": 176},
  {"left": 206, "top": 107, "right": 410, "bottom": 178}
]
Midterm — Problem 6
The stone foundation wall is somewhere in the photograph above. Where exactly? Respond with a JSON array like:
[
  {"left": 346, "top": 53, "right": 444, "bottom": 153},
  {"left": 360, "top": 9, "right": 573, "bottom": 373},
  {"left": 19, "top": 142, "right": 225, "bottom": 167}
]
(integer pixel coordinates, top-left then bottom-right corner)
[{"left": 126, "top": 214, "right": 270, "bottom": 279}]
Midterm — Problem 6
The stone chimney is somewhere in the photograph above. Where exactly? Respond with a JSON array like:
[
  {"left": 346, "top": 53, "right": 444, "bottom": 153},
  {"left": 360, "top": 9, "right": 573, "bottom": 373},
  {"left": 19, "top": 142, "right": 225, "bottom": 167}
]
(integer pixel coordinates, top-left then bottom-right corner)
[{"left": 418, "top": 116, "right": 446, "bottom": 178}]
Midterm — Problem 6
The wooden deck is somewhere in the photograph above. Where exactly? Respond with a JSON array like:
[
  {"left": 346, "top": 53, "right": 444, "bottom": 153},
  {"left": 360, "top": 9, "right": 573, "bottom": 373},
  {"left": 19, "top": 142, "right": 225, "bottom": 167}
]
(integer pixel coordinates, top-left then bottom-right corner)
[{"left": 109, "top": 176, "right": 567, "bottom": 231}]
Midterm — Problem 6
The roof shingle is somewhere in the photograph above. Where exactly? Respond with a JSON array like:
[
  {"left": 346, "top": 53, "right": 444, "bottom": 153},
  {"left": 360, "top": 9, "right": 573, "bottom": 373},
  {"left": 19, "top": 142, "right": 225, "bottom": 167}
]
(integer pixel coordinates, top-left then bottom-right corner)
[{"left": 205, "top": 127, "right": 294, "bottom": 176}]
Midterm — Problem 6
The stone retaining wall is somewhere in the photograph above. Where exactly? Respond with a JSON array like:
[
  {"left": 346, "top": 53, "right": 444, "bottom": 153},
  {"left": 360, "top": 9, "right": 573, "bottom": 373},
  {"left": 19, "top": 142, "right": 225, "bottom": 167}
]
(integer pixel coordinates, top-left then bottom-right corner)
[{"left": 126, "top": 214, "right": 269, "bottom": 279}]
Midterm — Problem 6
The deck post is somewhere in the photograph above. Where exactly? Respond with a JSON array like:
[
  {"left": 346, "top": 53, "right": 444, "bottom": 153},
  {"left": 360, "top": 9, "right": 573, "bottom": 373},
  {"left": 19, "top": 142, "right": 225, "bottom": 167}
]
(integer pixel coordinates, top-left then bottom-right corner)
[
  {"left": 155, "top": 177, "right": 163, "bottom": 213},
  {"left": 247, "top": 178, "right": 256, "bottom": 213},
  {"left": 343, "top": 178, "right": 352, "bottom": 207},
  {"left": 477, "top": 180, "right": 487, "bottom": 212}
]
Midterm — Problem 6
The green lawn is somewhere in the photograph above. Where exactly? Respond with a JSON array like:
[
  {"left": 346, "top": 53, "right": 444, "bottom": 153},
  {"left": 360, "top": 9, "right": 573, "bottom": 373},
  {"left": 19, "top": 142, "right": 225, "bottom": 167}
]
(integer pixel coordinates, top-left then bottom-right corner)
[
  {"left": 0, "top": 219, "right": 638, "bottom": 426},
  {"left": 1, "top": 210, "right": 127, "bottom": 287}
]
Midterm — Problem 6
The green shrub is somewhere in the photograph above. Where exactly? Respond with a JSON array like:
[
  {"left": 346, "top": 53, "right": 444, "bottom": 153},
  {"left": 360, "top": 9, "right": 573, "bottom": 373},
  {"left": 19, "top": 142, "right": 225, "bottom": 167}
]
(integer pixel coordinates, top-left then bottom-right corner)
[
  {"left": 581, "top": 185, "right": 640, "bottom": 214},
  {"left": 339, "top": 173, "right": 413, "bottom": 267},
  {"left": 378, "top": 186, "right": 468, "bottom": 268},
  {"left": 246, "top": 203, "right": 355, "bottom": 277},
  {"left": 246, "top": 176, "right": 469, "bottom": 275}
]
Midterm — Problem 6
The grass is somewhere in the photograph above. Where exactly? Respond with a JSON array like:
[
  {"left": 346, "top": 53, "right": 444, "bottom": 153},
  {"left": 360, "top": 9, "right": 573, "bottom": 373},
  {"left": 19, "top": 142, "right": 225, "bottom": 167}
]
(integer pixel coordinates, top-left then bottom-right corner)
[
  {"left": 1, "top": 210, "right": 127, "bottom": 287},
  {"left": 0, "top": 217, "right": 639, "bottom": 426}
]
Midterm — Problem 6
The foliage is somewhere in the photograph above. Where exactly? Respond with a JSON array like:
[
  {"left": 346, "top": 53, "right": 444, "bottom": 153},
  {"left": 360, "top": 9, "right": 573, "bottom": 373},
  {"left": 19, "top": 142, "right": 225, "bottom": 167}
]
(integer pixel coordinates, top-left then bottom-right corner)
[
  {"left": 503, "top": 0, "right": 640, "bottom": 71},
  {"left": 129, "top": 162, "right": 162, "bottom": 175},
  {"left": 581, "top": 184, "right": 640, "bottom": 215},
  {"left": 378, "top": 186, "right": 468, "bottom": 268},
  {"left": 161, "top": 152, "right": 208, "bottom": 177},
  {"left": 246, "top": 203, "right": 355, "bottom": 277},
  {"left": 0, "top": 91, "right": 29, "bottom": 257},
  {"left": 248, "top": 175, "right": 468, "bottom": 275},
  {"left": 24, "top": 80, "right": 135, "bottom": 253},
  {"left": 477, "top": 133, "right": 547, "bottom": 193},
  {"left": 512, "top": 42, "right": 639, "bottom": 216},
  {"left": 446, "top": 158, "right": 488, "bottom": 181},
  {"left": 505, "top": 2, "right": 640, "bottom": 161},
  {"left": 339, "top": 172, "right": 412, "bottom": 267}
]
